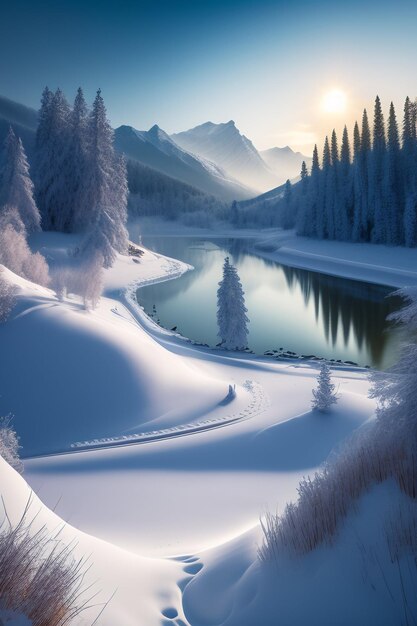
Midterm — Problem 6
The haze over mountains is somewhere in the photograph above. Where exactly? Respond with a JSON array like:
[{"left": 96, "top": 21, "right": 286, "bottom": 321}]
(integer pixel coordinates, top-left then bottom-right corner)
[
  {"left": 0, "top": 94, "right": 311, "bottom": 205},
  {"left": 261, "top": 146, "right": 312, "bottom": 183}
]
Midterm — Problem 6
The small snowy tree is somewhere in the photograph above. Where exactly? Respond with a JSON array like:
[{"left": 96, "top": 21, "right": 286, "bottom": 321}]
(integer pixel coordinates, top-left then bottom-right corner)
[
  {"left": 217, "top": 256, "right": 249, "bottom": 350},
  {"left": 312, "top": 362, "right": 338, "bottom": 412},
  {"left": 0, "top": 127, "right": 41, "bottom": 232}
]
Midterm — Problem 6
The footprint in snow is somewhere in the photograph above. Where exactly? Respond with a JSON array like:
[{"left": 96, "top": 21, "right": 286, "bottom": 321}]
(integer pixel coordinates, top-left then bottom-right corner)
[{"left": 183, "top": 562, "right": 203, "bottom": 575}]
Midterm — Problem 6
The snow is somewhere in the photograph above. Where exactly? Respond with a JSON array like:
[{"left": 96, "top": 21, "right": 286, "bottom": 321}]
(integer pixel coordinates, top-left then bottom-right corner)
[
  {"left": 1, "top": 227, "right": 410, "bottom": 624},
  {"left": 135, "top": 218, "right": 417, "bottom": 288},
  {"left": 183, "top": 481, "right": 417, "bottom": 626}
]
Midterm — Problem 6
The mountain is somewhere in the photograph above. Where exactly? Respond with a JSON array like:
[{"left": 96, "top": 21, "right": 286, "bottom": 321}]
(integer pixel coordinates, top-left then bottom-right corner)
[
  {"left": 260, "top": 146, "right": 312, "bottom": 185},
  {"left": 0, "top": 96, "right": 37, "bottom": 157},
  {"left": 114, "top": 124, "right": 254, "bottom": 201},
  {"left": 171, "top": 121, "right": 279, "bottom": 194}
]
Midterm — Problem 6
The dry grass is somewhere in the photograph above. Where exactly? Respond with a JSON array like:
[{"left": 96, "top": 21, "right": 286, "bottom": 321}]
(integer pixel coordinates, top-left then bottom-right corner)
[
  {"left": 0, "top": 495, "right": 98, "bottom": 626},
  {"left": 259, "top": 428, "right": 417, "bottom": 561}
]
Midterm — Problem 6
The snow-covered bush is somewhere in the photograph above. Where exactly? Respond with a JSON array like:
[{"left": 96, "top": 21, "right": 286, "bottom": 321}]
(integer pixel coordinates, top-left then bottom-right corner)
[
  {"left": 76, "top": 251, "right": 104, "bottom": 311},
  {"left": 217, "top": 257, "right": 249, "bottom": 350},
  {"left": 311, "top": 362, "right": 338, "bottom": 412},
  {"left": 0, "top": 272, "right": 17, "bottom": 323},
  {"left": 0, "top": 208, "right": 49, "bottom": 287},
  {"left": 51, "top": 252, "right": 103, "bottom": 310},
  {"left": 0, "top": 416, "right": 22, "bottom": 474},
  {"left": 0, "top": 497, "right": 90, "bottom": 626}
]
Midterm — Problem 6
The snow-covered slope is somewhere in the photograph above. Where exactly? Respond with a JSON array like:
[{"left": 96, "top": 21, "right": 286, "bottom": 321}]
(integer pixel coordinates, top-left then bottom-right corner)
[
  {"left": 261, "top": 145, "right": 312, "bottom": 184},
  {"left": 182, "top": 481, "right": 417, "bottom": 626},
  {"left": 0, "top": 456, "right": 188, "bottom": 626},
  {"left": 172, "top": 121, "right": 279, "bottom": 193},
  {"left": 0, "top": 239, "right": 231, "bottom": 456},
  {"left": 115, "top": 124, "right": 254, "bottom": 201}
]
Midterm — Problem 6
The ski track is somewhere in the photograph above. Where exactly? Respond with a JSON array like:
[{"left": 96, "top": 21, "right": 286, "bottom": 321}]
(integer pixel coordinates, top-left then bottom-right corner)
[{"left": 68, "top": 380, "right": 268, "bottom": 452}]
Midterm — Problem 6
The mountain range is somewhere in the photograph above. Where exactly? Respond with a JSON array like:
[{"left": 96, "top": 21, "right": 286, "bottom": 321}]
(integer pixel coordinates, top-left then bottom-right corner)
[{"left": 0, "top": 94, "right": 311, "bottom": 205}]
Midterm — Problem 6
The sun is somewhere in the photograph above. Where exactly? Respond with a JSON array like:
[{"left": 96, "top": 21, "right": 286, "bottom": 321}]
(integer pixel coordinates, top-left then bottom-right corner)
[{"left": 322, "top": 89, "right": 347, "bottom": 114}]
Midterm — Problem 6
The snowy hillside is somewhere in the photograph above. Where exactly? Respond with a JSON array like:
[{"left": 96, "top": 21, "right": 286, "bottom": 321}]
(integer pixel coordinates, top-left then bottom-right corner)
[
  {"left": 172, "top": 120, "right": 279, "bottom": 193},
  {"left": 261, "top": 145, "right": 312, "bottom": 184},
  {"left": 115, "top": 124, "right": 254, "bottom": 201}
]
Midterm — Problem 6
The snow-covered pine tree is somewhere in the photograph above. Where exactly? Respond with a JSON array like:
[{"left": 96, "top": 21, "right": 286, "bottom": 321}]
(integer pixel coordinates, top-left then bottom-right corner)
[
  {"left": 295, "top": 161, "right": 309, "bottom": 234},
  {"left": 68, "top": 87, "right": 89, "bottom": 231},
  {"left": 82, "top": 89, "right": 128, "bottom": 268},
  {"left": 326, "top": 129, "right": 339, "bottom": 240},
  {"left": 0, "top": 127, "right": 41, "bottom": 232},
  {"left": 370, "top": 96, "right": 386, "bottom": 243},
  {"left": 403, "top": 96, "right": 417, "bottom": 247},
  {"left": 311, "top": 362, "right": 338, "bottom": 412},
  {"left": 384, "top": 102, "right": 402, "bottom": 245},
  {"left": 360, "top": 109, "right": 372, "bottom": 240},
  {"left": 317, "top": 136, "right": 331, "bottom": 239},
  {"left": 338, "top": 125, "right": 352, "bottom": 241},
  {"left": 217, "top": 256, "right": 249, "bottom": 350},
  {"left": 352, "top": 121, "right": 363, "bottom": 242},
  {"left": 35, "top": 88, "right": 71, "bottom": 231}
]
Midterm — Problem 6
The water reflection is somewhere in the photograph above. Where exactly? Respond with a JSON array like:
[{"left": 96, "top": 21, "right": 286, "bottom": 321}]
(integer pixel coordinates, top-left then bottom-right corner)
[{"left": 137, "top": 236, "right": 404, "bottom": 369}]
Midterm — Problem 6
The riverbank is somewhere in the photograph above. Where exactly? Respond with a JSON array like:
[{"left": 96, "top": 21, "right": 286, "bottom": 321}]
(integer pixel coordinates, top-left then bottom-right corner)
[{"left": 132, "top": 217, "right": 417, "bottom": 288}]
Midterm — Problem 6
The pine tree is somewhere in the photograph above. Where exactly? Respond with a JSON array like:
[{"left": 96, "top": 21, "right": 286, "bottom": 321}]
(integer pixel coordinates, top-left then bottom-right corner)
[
  {"left": 296, "top": 161, "right": 309, "bottom": 234},
  {"left": 217, "top": 257, "right": 249, "bottom": 350},
  {"left": 0, "top": 127, "right": 41, "bottom": 232},
  {"left": 317, "top": 136, "right": 331, "bottom": 239},
  {"left": 326, "top": 129, "right": 339, "bottom": 240},
  {"left": 370, "top": 96, "right": 386, "bottom": 243},
  {"left": 82, "top": 89, "right": 128, "bottom": 268},
  {"left": 361, "top": 109, "right": 372, "bottom": 240},
  {"left": 312, "top": 362, "right": 338, "bottom": 412},
  {"left": 35, "top": 88, "right": 71, "bottom": 231},
  {"left": 384, "top": 103, "right": 402, "bottom": 245},
  {"left": 352, "top": 121, "right": 363, "bottom": 241},
  {"left": 68, "top": 87, "right": 89, "bottom": 231},
  {"left": 338, "top": 125, "right": 352, "bottom": 240},
  {"left": 403, "top": 96, "right": 417, "bottom": 246}
]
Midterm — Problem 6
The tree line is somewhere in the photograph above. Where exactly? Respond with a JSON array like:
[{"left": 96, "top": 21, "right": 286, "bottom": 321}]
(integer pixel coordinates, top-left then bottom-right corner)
[{"left": 281, "top": 95, "right": 417, "bottom": 246}]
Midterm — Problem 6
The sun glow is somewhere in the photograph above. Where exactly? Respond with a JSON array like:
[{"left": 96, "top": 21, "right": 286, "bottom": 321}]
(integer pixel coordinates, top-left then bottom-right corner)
[{"left": 322, "top": 89, "right": 347, "bottom": 114}]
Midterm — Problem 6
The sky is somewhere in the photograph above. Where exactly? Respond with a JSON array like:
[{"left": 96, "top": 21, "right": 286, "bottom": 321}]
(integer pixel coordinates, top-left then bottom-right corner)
[{"left": 1, "top": 0, "right": 417, "bottom": 155}]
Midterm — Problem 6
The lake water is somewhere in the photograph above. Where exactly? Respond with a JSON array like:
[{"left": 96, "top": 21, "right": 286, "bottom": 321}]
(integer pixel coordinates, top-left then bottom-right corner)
[{"left": 137, "top": 236, "right": 404, "bottom": 369}]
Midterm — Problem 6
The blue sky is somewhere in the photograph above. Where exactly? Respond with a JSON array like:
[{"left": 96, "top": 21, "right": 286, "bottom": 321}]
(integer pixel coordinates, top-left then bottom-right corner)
[{"left": 1, "top": 0, "right": 417, "bottom": 153}]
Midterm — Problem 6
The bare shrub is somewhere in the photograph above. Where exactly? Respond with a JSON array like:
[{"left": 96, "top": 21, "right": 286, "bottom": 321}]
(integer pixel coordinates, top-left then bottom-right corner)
[
  {"left": 259, "top": 430, "right": 417, "bottom": 561},
  {"left": 0, "top": 416, "right": 22, "bottom": 474},
  {"left": 0, "top": 273, "right": 17, "bottom": 323},
  {"left": 0, "top": 496, "right": 94, "bottom": 626}
]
